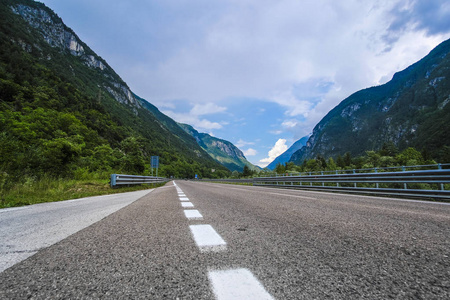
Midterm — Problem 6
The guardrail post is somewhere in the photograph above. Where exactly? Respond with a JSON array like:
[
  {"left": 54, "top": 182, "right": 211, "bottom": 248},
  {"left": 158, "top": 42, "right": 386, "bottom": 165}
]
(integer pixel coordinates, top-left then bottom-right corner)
[
  {"left": 110, "top": 174, "right": 117, "bottom": 187},
  {"left": 374, "top": 168, "right": 379, "bottom": 188}
]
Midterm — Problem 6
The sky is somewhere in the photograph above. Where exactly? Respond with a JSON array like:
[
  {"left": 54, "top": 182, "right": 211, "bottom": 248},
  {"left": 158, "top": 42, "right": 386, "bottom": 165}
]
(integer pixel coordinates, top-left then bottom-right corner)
[{"left": 40, "top": 0, "right": 450, "bottom": 167}]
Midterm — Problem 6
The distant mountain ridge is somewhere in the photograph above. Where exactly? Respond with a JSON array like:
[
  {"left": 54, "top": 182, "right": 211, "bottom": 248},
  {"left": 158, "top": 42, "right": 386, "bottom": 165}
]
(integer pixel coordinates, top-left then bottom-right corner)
[
  {"left": 290, "top": 38, "right": 450, "bottom": 164},
  {"left": 266, "top": 136, "right": 309, "bottom": 170},
  {"left": 178, "top": 123, "right": 259, "bottom": 172}
]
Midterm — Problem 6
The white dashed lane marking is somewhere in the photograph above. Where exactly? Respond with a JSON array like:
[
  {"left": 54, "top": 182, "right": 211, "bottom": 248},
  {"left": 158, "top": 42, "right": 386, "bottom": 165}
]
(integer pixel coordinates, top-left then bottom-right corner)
[
  {"left": 208, "top": 268, "right": 274, "bottom": 300},
  {"left": 176, "top": 183, "right": 272, "bottom": 298},
  {"left": 184, "top": 209, "right": 203, "bottom": 220},
  {"left": 189, "top": 224, "right": 226, "bottom": 252}
]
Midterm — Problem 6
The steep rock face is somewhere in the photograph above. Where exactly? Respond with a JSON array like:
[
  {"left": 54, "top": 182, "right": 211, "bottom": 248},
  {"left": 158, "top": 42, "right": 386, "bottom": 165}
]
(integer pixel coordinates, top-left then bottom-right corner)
[
  {"left": 10, "top": 1, "right": 139, "bottom": 109},
  {"left": 12, "top": 4, "right": 85, "bottom": 57},
  {"left": 290, "top": 38, "right": 450, "bottom": 163},
  {"left": 210, "top": 139, "right": 245, "bottom": 160},
  {"left": 178, "top": 123, "right": 258, "bottom": 172}
]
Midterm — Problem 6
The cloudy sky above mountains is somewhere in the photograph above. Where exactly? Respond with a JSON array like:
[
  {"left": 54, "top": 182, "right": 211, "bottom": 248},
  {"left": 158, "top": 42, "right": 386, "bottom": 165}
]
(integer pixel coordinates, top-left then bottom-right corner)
[{"left": 41, "top": 0, "right": 450, "bottom": 167}]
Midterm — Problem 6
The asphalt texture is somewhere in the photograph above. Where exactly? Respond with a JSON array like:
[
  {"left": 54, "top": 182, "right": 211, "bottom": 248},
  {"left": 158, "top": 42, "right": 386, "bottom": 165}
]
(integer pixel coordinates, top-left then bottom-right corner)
[
  {"left": 1, "top": 181, "right": 449, "bottom": 299},
  {"left": 0, "top": 189, "right": 151, "bottom": 273}
]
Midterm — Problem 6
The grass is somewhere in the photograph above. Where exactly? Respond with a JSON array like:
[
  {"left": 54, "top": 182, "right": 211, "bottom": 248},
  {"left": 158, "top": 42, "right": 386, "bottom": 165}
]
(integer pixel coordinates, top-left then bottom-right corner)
[{"left": 0, "top": 177, "right": 167, "bottom": 209}]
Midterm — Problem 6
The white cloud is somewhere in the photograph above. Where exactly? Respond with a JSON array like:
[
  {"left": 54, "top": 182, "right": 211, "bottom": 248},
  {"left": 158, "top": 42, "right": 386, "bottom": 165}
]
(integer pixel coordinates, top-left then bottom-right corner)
[
  {"left": 243, "top": 148, "right": 257, "bottom": 156},
  {"left": 190, "top": 103, "right": 227, "bottom": 116},
  {"left": 259, "top": 138, "right": 288, "bottom": 167},
  {"left": 269, "top": 130, "right": 283, "bottom": 135},
  {"left": 235, "top": 139, "right": 254, "bottom": 148},
  {"left": 282, "top": 120, "right": 298, "bottom": 128},
  {"left": 160, "top": 101, "right": 228, "bottom": 131},
  {"left": 162, "top": 110, "right": 223, "bottom": 130}
]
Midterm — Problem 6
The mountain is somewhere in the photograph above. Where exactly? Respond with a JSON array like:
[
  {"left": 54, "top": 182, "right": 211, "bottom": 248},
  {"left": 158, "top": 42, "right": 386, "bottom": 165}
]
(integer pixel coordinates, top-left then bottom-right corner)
[
  {"left": 290, "top": 38, "right": 450, "bottom": 164},
  {"left": 266, "top": 136, "right": 309, "bottom": 170},
  {"left": 0, "top": 0, "right": 229, "bottom": 180},
  {"left": 178, "top": 123, "right": 259, "bottom": 172}
]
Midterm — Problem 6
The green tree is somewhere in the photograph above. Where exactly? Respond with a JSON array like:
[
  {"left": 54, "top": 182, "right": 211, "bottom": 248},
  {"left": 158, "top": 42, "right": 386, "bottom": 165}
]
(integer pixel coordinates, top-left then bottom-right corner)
[
  {"left": 364, "top": 151, "right": 381, "bottom": 168},
  {"left": 275, "top": 163, "right": 286, "bottom": 174},
  {"left": 396, "top": 147, "right": 424, "bottom": 166},
  {"left": 120, "top": 137, "right": 145, "bottom": 173},
  {"left": 41, "top": 136, "right": 85, "bottom": 175},
  {"left": 327, "top": 157, "right": 337, "bottom": 171},
  {"left": 343, "top": 152, "right": 352, "bottom": 167},
  {"left": 336, "top": 154, "right": 345, "bottom": 168},
  {"left": 242, "top": 165, "right": 252, "bottom": 177},
  {"left": 285, "top": 162, "right": 296, "bottom": 171},
  {"left": 316, "top": 155, "right": 327, "bottom": 170},
  {"left": 379, "top": 142, "right": 399, "bottom": 156},
  {"left": 231, "top": 170, "right": 239, "bottom": 178}
]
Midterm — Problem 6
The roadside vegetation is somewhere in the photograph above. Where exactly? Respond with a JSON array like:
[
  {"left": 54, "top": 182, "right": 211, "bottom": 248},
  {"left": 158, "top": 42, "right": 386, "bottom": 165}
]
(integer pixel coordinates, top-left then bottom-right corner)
[
  {"left": 231, "top": 143, "right": 449, "bottom": 179},
  {"left": 0, "top": 173, "right": 165, "bottom": 209}
]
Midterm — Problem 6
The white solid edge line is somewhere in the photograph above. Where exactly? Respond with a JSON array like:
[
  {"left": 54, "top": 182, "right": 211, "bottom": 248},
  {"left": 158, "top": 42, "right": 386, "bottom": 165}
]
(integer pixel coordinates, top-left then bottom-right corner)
[
  {"left": 184, "top": 209, "right": 203, "bottom": 220},
  {"left": 189, "top": 224, "right": 226, "bottom": 252},
  {"left": 208, "top": 268, "right": 274, "bottom": 300},
  {"left": 181, "top": 202, "right": 194, "bottom": 208}
]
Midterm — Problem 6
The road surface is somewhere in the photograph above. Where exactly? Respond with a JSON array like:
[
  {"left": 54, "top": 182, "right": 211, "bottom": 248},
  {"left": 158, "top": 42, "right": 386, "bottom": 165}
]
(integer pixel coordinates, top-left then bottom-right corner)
[
  {"left": 0, "top": 189, "right": 152, "bottom": 272},
  {"left": 1, "top": 181, "right": 449, "bottom": 299}
]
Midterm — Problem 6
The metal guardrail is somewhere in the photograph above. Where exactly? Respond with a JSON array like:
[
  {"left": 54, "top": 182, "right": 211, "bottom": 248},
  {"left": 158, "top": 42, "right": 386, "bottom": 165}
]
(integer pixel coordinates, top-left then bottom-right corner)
[
  {"left": 201, "top": 164, "right": 450, "bottom": 200},
  {"left": 257, "top": 163, "right": 450, "bottom": 177},
  {"left": 110, "top": 174, "right": 169, "bottom": 187},
  {"left": 252, "top": 169, "right": 450, "bottom": 199}
]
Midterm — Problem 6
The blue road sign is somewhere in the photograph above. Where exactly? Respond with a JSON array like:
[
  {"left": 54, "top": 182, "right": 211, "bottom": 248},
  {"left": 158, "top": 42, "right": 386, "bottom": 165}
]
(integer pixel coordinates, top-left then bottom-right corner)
[{"left": 151, "top": 156, "right": 159, "bottom": 168}]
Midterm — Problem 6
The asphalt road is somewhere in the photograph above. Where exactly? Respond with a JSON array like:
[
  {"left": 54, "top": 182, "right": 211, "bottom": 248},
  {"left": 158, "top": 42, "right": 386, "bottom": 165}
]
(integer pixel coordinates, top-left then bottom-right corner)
[
  {"left": 0, "top": 189, "right": 152, "bottom": 273},
  {"left": 1, "top": 181, "right": 449, "bottom": 299}
]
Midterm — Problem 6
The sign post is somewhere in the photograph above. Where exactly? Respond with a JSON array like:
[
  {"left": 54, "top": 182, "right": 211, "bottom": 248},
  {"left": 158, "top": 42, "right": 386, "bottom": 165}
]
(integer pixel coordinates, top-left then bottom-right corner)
[{"left": 151, "top": 156, "right": 159, "bottom": 177}]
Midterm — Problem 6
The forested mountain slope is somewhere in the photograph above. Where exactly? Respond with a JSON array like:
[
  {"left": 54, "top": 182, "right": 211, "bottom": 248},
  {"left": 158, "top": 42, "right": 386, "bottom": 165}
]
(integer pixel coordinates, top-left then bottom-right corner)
[
  {"left": 178, "top": 123, "right": 259, "bottom": 172},
  {"left": 0, "top": 0, "right": 229, "bottom": 181},
  {"left": 291, "top": 38, "right": 450, "bottom": 164}
]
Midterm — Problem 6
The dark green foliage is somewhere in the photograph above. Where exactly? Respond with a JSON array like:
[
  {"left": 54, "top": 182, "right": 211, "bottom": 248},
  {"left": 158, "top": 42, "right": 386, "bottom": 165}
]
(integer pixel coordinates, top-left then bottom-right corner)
[
  {"left": 242, "top": 165, "right": 252, "bottom": 177},
  {"left": 0, "top": 0, "right": 229, "bottom": 188},
  {"left": 275, "top": 163, "right": 286, "bottom": 174}
]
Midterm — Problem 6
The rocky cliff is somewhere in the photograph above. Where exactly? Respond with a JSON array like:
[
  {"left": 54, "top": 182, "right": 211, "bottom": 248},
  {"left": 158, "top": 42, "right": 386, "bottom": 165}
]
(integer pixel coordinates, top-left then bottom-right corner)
[
  {"left": 10, "top": 1, "right": 140, "bottom": 109},
  {"left": 290, "top": 38, "right": 450, "bottom": 164}
]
